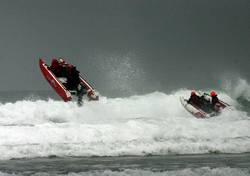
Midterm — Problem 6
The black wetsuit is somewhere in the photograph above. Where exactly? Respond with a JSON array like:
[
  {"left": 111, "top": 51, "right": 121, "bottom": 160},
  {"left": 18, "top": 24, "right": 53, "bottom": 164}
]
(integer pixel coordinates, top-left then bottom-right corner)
[
  {"left": 49, "top": 65, "right": 61, "bottom": 77},
  {"left": 188, "top": 95, "right": 201, "bottom": 105},
  {"left": 211, "top": 96, "right": 219, "bottom": 107},
  {"left": 188, "top": 95, "right": 213, "bottom": 113},
  {"left": 66, "top": 66, "right": 86, "bottom": 106},
  {"left": 66, "top": 67, "right": 80, "bottom": 90},
  {"left": 49, "top": 63, "right": 68, "bottom": 78},
  {"left": 211, "top": 95, "right": 220, "bottom": 112},
  {"left": 200, "top": 96, "right": 213, "bottom": 113}
]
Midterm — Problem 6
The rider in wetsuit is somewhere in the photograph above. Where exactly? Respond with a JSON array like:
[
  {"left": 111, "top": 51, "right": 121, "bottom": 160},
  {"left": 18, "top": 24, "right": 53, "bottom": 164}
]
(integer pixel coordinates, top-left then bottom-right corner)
[
  {"left": 210, "top": 91, "right": 220, "bottom": 112},
  {"left": 49, "top": 58, "right": 87, "bottom": 106},
  {"left": 66, "top": 65, "right": 87, "bottom": 106},
  {"left": 188, "top": 91, "right": 201, "bottom": 106}
]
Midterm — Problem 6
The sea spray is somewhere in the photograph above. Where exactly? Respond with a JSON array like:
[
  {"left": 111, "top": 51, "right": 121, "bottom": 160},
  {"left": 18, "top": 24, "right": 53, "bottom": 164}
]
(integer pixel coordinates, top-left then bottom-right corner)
[{"left": 0, "top": 90, "right": 249, "bottom": 159}]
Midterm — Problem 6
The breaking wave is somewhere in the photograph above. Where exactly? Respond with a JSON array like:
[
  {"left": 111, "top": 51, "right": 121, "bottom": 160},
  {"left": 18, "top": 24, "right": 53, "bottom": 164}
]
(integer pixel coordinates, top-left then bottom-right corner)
[
  {"left": 0, "top": 90, "right": 249, "bottom": 159},
  {"left": 223, "top": 78, "right": 250, "bottom": 101},
  {"left": 222, "top": 78, "right": 250, "bottom": 114}
]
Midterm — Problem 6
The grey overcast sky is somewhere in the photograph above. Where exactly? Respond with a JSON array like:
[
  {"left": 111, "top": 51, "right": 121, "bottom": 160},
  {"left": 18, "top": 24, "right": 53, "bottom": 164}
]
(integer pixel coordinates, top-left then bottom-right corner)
[{"left": 0, "top": 0, "right": 249, "bottom": 96}]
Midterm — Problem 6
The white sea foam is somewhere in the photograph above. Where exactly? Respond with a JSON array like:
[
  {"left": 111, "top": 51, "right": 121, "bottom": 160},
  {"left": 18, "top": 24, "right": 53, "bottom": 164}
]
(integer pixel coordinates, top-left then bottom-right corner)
[
  {"left": 223, "top": 78, "right": 250, "bottom": 101},
  {"left": 0, "top": 90, "right": 249, "bottom": 159}
]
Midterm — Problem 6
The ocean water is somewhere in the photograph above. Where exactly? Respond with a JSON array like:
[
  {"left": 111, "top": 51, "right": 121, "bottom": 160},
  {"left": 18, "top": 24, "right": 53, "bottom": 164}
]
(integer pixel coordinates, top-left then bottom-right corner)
[
  {"left": 0, "top": 154, "right": 249, "bottom": 175},
  {"left": 0, "top": 81, "right": 249, "bottom": 175}
]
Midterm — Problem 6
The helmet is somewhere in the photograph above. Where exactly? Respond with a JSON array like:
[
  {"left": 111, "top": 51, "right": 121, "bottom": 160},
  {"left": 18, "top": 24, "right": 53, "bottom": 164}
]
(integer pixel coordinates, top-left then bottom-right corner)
[
  {"left": 210, "top": 91, "right": 217, "bottom": 97},
  {"left": 191, "top": 91, "right": 196, "bottom": 96},
  {"left": 59, "top": 58, "right": 66, "bottom": 64}
]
